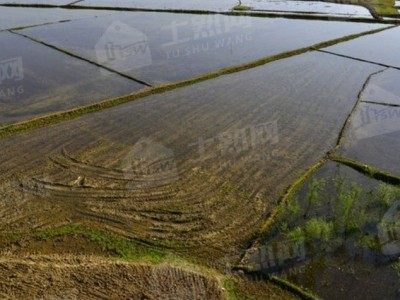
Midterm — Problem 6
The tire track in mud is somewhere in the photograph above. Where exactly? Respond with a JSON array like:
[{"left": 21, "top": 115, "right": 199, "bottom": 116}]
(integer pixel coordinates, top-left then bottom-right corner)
[{"left": 8, "top": 148, "right": 264, "bottom": 256}]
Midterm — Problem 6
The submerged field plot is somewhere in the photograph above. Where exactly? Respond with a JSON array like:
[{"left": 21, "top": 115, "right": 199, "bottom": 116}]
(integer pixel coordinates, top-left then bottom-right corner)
[
  {"left": 17, "top": 12, "right": 385, "bottom": 83},
  {"left": 0, "top": 31, "right": 144, "bottom": 125},
  {"left": 0, "top": 6, "right": 118, "bottom": 30},
  {"left": 1, "top": 1, "right": 400, "bottom": 299},
  {"left": 243, "top": 162, "right": 400, "bottom": 299}
]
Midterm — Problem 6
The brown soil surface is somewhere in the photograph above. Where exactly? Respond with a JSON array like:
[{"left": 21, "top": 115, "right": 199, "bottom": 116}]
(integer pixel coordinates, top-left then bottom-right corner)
[{"left": 0, "top": 255, "right": 224, "bottom": 300}]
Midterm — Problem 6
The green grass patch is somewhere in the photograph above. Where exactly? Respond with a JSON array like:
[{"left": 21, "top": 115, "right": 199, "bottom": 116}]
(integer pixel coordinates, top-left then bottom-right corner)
[
  {"left": 269, "top": 275, "right": 321, "bottom": 300},
  {"left": 324, "top": 0, "right": 398, "bottom": 18},
  {"left": 375, "top": 5, "right": 399, "bottom": 16},
  {"left": 258, "top": 158, "right": 327, "bottom": 243},
  {"left": 329, "top": 156, "right": 400, "bottom": 185},
  {"left": 265, "top": 168, "right": 400, "bottom": 254},
  {"left": 222, "top": 278, "right": 240, "bottom": 300},
  {"left": 0, "top": 232, "right": 24, "bottom": 247},
  {"left": 36, "top": 224, "right": 169, "bottom": 263},
  {"left": 365, "top": 0, "right": 399, "bottom": 17},
  {"left": 233, "top": 4, "right": 251, "bottom": 11},
  {"left": 392, "top": 261, "right": 400, "bottom": 276}
]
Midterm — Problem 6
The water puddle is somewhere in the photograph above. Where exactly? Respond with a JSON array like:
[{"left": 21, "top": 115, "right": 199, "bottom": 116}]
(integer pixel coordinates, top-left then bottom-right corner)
[
  {"left": 340, "top": 102, "right": 400, "bottom": 176},
  {"left": 0, "top": 31, "right": 144, "bottom": 126},
  {"left": 324, "top": 26, "right": 400, "bottom": 68},
  {"left": 18, "top": 11, "right": 386, "bottom": 84},
  {"left": 362, "top": 68, "right": 400, "bottom": 106},
  {"left": 244, "top": 161, "right": 400, "bottom": 299}
]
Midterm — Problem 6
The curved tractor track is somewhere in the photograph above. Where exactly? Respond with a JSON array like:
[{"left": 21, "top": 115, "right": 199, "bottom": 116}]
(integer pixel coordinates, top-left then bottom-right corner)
[{"left": 1, "top": 147, "right": 265, "bottom": 260}]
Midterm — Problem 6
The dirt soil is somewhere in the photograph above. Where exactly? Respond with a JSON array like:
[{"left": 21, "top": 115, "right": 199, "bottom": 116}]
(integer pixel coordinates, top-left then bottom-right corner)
[{"left": 0, "top": 255, "right": 225, "bottom": 300}]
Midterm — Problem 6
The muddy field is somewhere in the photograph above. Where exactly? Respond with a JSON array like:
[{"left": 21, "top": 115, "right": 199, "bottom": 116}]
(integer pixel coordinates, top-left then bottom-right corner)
[
  {"left": 0, "top": 255, "right": 225, "bottom": 299},
  {"left": 1, "top": 0, "right": 400, "bottom": 299}
]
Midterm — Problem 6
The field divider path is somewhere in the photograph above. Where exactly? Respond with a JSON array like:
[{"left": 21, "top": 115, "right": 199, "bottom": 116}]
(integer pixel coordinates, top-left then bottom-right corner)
[
  {"left": 328, "top": 155, "right": 400, "bottom": 185},
  {"left": 325, "top": 66, "right": 400, "bottom": 180},
  {"left": 0, "top": 5, "right": 124, "bottom": 32},
  {"left": 0, "top": 25, "right": 394, "bottom": 140},
  {"left": 237, "top": 260, "right": 322, "bottom": 299},
  {"left": 316, "top": 48, "right": 400, "bottom": 70},
  {"left": 269, "top": 275, "right": 321, "bottom": 300},
  {"left": 362, "top": 100, "right": 400, "bottom": 107},
  {"left": 1, "top": 3, "right": 399, "bottom": 24},
  {"left": 238, "top": 158, "right": 327, "bottom": 256},
  {"left": 331, "top": 67, "right": 388, "bottom": 151},
  {"left": 10, "top": 30, "right": 153, "bottom": 87},
  {"left": 67, "top": 0, "right": 84, "bottom": 5},
  {"left": 1, "top": 20, "right": 70, "bottom": 32}
]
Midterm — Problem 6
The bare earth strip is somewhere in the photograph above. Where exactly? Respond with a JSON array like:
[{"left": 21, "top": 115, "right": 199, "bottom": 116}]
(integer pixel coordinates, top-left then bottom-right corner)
[{"left": 0, "top": 255, "right": 224, "bottom": 299}]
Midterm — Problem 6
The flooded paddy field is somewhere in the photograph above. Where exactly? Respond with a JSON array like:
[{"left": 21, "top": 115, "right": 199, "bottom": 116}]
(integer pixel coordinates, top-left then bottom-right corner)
[
  {"left": 338, "top": 68, "right": 400, "bottom": 176},
  {"left": 1, "top": 1, "right": 400, "bottom": 299},
  {"left": 324, "top": 26, "right": 400, "bottom": 67},
  {"left": 0, "top": 6, "right": 118, "bottom": 30},
  {"left": 243, "top": 161, "right": 400, "bottom": 299},
  {"left": 0, "top": 31, "right": 144, "bottom": 125},
  {"left": 17, "top": 12, "right": 386, "bottom": 83},
  {"left": 339, "top": 101, "right": 400, "bottom": 176}
]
